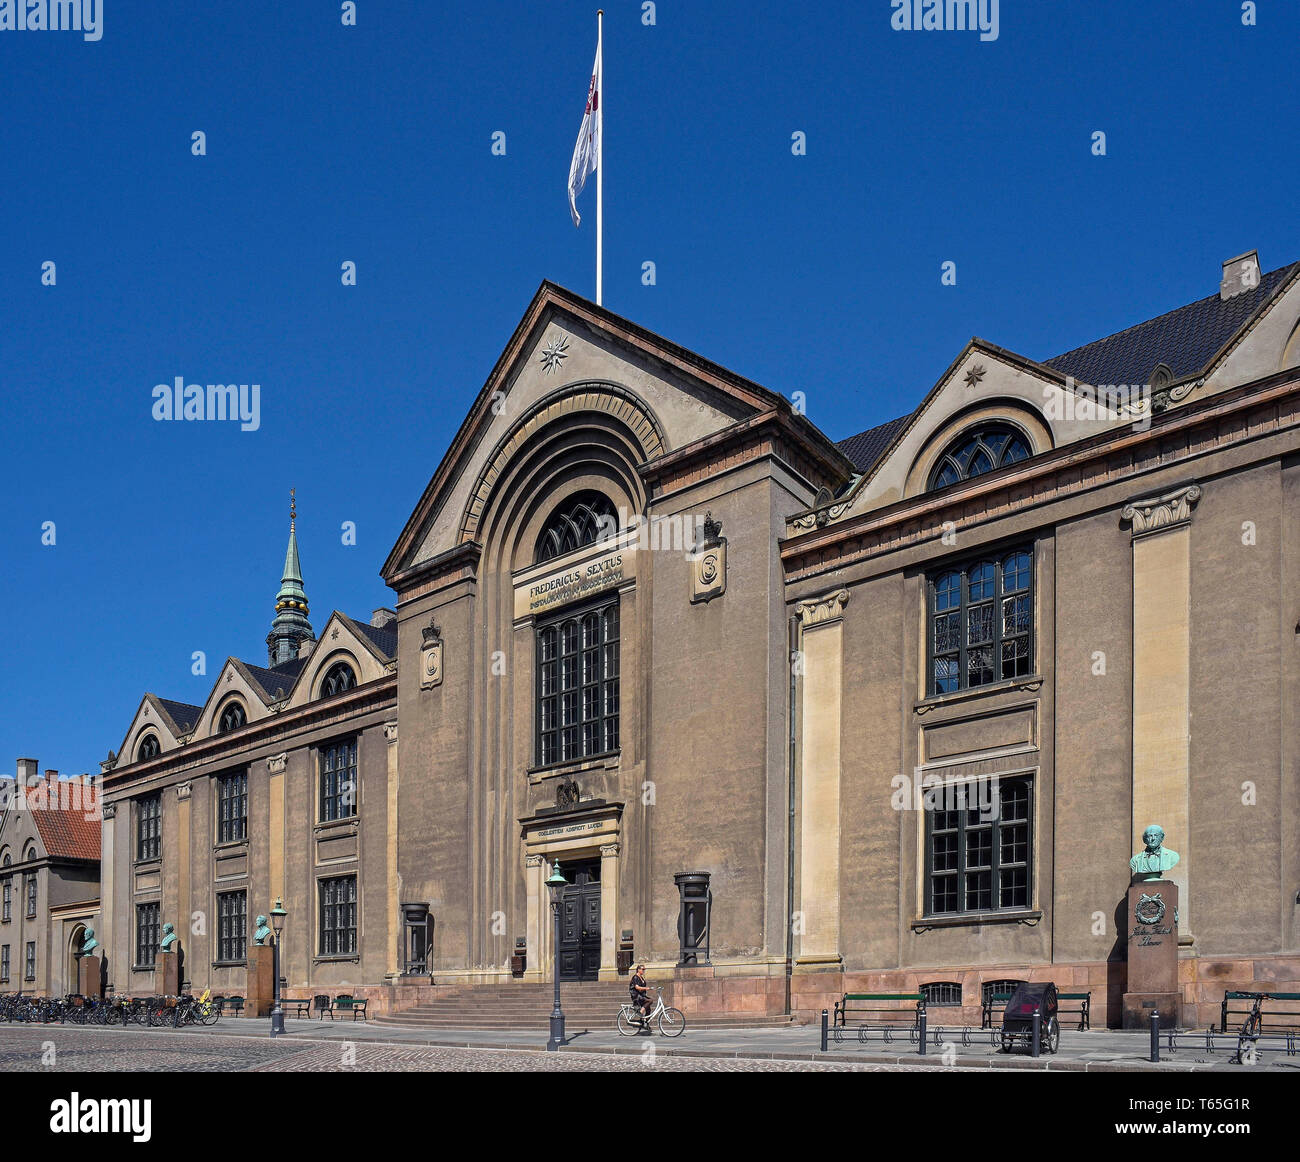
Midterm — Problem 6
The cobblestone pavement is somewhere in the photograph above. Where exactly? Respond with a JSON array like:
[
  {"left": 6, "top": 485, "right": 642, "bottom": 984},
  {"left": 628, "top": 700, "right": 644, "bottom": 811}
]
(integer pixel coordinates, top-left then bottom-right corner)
[{"left": 0, "top": 1025, "right": 984, "bottom": 1072}]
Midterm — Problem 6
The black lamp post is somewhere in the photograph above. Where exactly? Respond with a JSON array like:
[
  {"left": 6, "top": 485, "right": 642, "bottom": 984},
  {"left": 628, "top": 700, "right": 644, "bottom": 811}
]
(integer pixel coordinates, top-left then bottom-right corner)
[
  {"left": 545, "top": 861, "right": 567, "bottom": 1052},
  {"left": 269, "top": 897, "right": 287, "bottom": 1037}
]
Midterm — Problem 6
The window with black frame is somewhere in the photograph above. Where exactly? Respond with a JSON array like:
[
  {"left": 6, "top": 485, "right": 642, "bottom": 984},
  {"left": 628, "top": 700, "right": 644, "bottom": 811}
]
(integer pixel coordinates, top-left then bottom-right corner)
[
  {"left": 320, "top": 739, "right": 358, "bottom": 822},
  {"left": 137, "top": 733, "right": 160, "bottom": 761},
  {"left": 1, "top": 878, "right": 8, "bottom": 922},
  {"left": 24, "top": 941, "right": 35, "bottom": 981},
  {"left": 136, "top": 902, "right": 160, "bottom": 967},
  {"left": 929, "top": 548, "right": 1033, "bottom": 695},
  {"left": 927, "top": 425, "right": 1031, "bottom": 492},
  {"left": 216, "top": 890, "right": 247, "bottom": 962},
  {"left": 321, "top": 661, "right": 357, "bottom": 697},
  {"left": 25, "top": 875, "right": 36, "bottom": 918},
  {"left": 536, "top": 600, "right": 619, "bottom": 767},
  {"left": 217, "top": 771, "right": 248, "bottom": 844},
  {"left": 920, "top": 982, "right": 963, "bottom": 1007},
  {"left": 0, "top": 944, "right": 8, "bottom": 982},
  {"left": 136, "top": 794, "right": 161, "bottom": 861},
  {"left": 319, "top": 875, "right": 357, "bottom": 956},
  {"left": 218, "top": 700, "right": 246, "bottom": 733},
  {"left": 925, "top": 775, "right": 1032, "bottom": 916}
]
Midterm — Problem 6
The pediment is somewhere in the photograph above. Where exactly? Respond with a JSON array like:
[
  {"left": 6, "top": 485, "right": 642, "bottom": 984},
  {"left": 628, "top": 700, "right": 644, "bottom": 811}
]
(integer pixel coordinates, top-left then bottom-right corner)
[
  {"left": 117, "top": 693, "right": 199, "bottom": 766},
  {"left": 383, "top": 282, "right": 786, "bottom": 585},
  {"left": 282, "top": 613, "right": 394, "bottom": 711},
  {"left": 191, "top": 659, "right": 274, "bottom": 740}
]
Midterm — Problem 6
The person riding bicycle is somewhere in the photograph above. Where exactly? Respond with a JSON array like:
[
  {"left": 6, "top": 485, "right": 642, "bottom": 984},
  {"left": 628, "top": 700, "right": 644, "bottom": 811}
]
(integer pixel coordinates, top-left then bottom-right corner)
[{"left": 629, "top": 965, "right": 652, "bottom": 1021}]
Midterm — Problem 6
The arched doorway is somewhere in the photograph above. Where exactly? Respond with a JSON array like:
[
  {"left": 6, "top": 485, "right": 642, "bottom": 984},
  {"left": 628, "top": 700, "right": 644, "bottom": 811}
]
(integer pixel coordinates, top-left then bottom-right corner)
[{"left": 66, "top": 924, "right": 87, "bottom": 996}]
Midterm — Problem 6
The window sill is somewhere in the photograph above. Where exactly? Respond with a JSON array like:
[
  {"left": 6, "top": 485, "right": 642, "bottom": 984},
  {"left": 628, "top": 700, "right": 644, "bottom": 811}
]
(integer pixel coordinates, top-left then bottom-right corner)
[
  {"left": 528, "top": 751, "right": 621, "bottom": 781},
  {"left": 913, "top": 674, "right": 1043, "bottom": 716},
  {"left": 133, "top": 858, "right": 162, "bottom": 870},
  {"left": 314, "top": 954, "right": 360, "bottom": 964},
  {"left": 213, "top": 840, "right": 249, "bottom": 853},
  {"left": 314, "top": 816, "right": 359, "bottom": 835},
  {"left": 912, "top": 909, "right": 1042, "bottom": 932},
  {"left": 212, "top": 960, "right": 247, "bottom": 969},
  {"left": 131, "top": 964, "right": 157, "bottom": 973}
]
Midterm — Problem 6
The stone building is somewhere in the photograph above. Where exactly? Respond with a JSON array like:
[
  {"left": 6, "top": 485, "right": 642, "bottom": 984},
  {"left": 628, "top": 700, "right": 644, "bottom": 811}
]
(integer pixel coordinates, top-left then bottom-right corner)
[
  {"left": 98, "top": 248, "right": 1300, "bottom": 1025},
  {"left": 0, "top": 764, "right": 101, "bottom": 997},
  {"left": 98, "top": 505, "right": 399, "bottom": 1004}
]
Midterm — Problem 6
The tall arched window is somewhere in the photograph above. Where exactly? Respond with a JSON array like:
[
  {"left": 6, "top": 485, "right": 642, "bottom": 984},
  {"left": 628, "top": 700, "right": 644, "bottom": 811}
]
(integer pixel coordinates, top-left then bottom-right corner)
[
  {"left": 535, "top": 492, "right": 618, "bottom": 563},
  {"left": 217, "top": 701, "right": 247, "bottom": 734},
  {"left": 928, "top": 425, "right": 1031, "bottom": 492},
  {"left": 321, "top": 661, "right": 357, "bottom": 697},
  {"left": 136, "top": 734, "right": 161, "bottom": 762}
]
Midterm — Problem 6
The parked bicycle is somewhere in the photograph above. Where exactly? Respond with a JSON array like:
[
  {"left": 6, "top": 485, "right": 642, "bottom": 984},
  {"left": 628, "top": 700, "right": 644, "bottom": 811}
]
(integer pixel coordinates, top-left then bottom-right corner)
[
  {"left": 616, "top": 986, "right": 685, "bottom": 1037},
  {"left": 1231, "top": 991, "right": 1271, "bottom": 1064}
]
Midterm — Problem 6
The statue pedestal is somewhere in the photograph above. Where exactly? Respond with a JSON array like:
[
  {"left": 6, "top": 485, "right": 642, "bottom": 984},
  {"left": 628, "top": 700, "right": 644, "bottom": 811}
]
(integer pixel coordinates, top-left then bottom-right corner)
[
  {"left": 78, "top": 955, "right": 102, "bottom": 999},
  {"left": 1123, "top": 880, "right": 1180, "bottom": 1028},
  {"left": 247, "top": 944, "right": 275, "bottom": 1017},
  {"left": 158, "top": 950, "right": 180, "bottom": 996}
]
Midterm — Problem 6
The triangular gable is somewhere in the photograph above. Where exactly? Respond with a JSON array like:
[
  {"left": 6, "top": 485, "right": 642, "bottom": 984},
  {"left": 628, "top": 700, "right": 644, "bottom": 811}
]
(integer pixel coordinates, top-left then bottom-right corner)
[
  {"left": 282, "top": 612, "right": 395, "bottom": 711},
  {"left": 117, "top": 692, "right": 199, "bottom": 766},
  {"left": 190, "top": 658, "right": 275, "bottom": 739},
  {"left": 383, "top": 281, "right": 794, "bottom": 585}
]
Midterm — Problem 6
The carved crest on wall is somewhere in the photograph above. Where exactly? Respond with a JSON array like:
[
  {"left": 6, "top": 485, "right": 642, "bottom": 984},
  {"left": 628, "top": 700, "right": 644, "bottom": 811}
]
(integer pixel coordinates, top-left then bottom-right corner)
[
  {"left": 556, "top": 777, "right": 581, "bottom": 809},
  {"left": 420, "top": 618, "right": 444, "bottom": 690},
  {"left": 690, "top": 511, "right": 727, "bottom": 604}
]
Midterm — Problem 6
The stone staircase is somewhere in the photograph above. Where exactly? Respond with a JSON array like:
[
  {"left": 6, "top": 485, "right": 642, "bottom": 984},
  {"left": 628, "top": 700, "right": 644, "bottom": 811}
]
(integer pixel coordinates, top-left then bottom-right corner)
[{"left": 373, "top": 980, "right": 797, "bottom": 1032}]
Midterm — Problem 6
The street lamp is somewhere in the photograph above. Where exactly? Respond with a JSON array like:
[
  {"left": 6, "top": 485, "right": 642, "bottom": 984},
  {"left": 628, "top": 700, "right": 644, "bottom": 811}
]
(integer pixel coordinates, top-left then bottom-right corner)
[
  {"left": 269, "top": 897, "right": 288, "bottom": 1037},
  {"left": 545, "top": 861, "right": 567, "bottom": 1052}
]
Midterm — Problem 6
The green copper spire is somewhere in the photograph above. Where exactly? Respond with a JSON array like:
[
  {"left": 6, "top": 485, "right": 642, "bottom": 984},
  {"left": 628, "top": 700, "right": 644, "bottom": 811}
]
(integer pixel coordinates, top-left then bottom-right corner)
[{"left": 267, "top": 489, "right": 315, "bottom": 666}]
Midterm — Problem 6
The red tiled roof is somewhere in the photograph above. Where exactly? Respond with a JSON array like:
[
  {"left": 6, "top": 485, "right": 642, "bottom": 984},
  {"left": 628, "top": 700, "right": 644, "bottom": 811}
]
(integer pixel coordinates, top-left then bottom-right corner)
[{"left": 28, "top": 781, "right": 101, "bottom": 862}]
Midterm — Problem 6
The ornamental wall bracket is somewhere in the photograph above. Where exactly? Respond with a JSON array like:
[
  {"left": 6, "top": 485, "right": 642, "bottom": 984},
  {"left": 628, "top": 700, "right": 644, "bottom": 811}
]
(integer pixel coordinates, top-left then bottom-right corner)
[
  {"left": 102, "top": 801, "right": 117, "bottom": 820},
  {"left": 525, "top": 853, "right": 545, "bottom": 868},
  {"left": 175, "top": 781, "right": 192, "bottom": 801},
  {"left": 791, "top": 487, "right": 852, "bottom": 532},
  {"left": 796, "top": 588, "right": 850, "bottom": 627},
  {"left": 420, "top": 617, "right": 444, "bottom": 690},
  {"left": 267, "top": 753, "right": 288, "bottom": 774},
  {"left": 600, "top": 842, "right": 621, "bottom": 858},
  {"left": 1120, "top": 483, "right": 1202, "bottom": 539}
]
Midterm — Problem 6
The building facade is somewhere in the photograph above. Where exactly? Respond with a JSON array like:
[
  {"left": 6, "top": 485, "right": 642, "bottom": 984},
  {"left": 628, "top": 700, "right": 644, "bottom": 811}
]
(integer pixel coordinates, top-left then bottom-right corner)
[
  {"left": 0, "top": 764, "right": 100, "bottom": 997},
  {"left": 98, "top": 249, "right": 1300, "bottom": 1025}
]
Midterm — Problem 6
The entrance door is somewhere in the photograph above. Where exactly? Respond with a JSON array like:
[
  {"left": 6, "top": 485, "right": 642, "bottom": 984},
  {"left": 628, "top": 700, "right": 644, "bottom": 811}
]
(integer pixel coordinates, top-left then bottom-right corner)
[{"left": 557, "top": 860, "right": 601, "bottom": 981}]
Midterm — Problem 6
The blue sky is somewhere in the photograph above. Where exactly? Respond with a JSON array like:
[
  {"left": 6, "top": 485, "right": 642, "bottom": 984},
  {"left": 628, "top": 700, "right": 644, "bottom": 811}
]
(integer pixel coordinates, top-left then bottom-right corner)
[{"left": 2, "top": 0, "right": 1296, "bottom": 777}]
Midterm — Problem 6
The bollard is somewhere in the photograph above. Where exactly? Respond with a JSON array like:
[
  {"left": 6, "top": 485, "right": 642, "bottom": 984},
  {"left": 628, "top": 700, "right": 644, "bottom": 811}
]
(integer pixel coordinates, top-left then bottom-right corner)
[
  {"left": 821, "top": 1008, "right": 828, "bottom": 1053},
  {"left": 1031, "top": 1007, "right": 1041, "bottom": 1057},
  {"left": 918, "top": 1005, "right": 927, "bottom": 1055},
  {"left": 1149, "top": 1010, "right": 1160, "bottom": 1063}
]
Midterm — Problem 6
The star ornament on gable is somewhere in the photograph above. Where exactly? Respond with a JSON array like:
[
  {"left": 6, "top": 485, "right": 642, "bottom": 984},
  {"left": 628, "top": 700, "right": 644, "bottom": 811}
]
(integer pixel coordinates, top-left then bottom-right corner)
[
  {"left": 539, "top": 335, "right": 570, "bottom": 374},
  {"left": 963, "top": 364, "right": 987, "bottom": 388}
]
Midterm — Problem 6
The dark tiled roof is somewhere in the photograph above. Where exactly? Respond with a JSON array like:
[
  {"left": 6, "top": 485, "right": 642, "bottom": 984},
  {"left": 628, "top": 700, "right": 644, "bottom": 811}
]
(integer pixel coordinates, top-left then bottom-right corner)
[
  {"left": 242, "top": 658, "right": 305, "bottom": 701},
  {"left": 29, "top": 780, "right": 101, "bottom": 862},
  {"left": 352, "top": 620, "right": 397, "bottom": 660},
  {"left": 1043, "top": 263, "right": 1298, "bottom": 387},
  {"left": 156, "top": 698, "right": 202, "bottom": 735},
  {"left": 835, "top": 414, "right": 912, "bottom": 473}
]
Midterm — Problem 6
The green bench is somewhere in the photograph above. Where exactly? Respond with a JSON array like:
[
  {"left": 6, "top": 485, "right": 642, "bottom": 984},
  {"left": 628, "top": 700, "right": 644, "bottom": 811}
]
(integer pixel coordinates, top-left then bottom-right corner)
[
  {"left": 983, "top": 990, "right": 1090, "bottom": 1030},
  {"left": 833, "top": 993, "right": 924, "bottom": 1028},
  {"left": 1220, "top": 991, "right": 1300, "bottom": 1033},
  {"left": 329, "top": 994, "right": 368, "bottom": 1021}
]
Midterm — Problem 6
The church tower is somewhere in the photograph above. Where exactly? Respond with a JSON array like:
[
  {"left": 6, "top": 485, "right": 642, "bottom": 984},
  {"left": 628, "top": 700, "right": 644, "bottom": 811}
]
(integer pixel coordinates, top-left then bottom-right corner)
[{"left": 266, "top": 489, "right": 314, "bottom": 666}]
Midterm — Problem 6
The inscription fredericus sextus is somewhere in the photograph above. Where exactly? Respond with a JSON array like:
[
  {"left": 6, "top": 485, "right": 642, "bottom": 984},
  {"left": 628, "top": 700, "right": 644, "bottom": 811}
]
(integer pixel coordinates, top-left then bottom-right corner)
[{"left": 522, "top": 548, "right": 626, "bottom": 616}]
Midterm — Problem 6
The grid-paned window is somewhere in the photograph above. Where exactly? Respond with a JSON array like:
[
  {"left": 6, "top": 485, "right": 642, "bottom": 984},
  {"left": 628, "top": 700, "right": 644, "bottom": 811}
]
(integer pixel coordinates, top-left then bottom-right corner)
[
  {"left": 2, "top": 879, "right": 10, "bottom": 922},
  {"left": 137, "top": 794, "right": 161, "bottom": 861},
  {"left": 930, "top": 548, "right": 1033, "bottom": 695},
  {"left": 216, "top": 891, "right": 247, "bottom": 962},
  {"left": 24, "top": 875, "right": 36, "bottom": 918},
  {"left": 136, "top": 902, "right": 161, "bottom": 967},
  {"left": 319, "top": 875, "right": 357, "bottom": 956},
  {"left": 928, "top": 425, "right": 1031, "bottom": 491},
  {"left": 320, "top": 740, "right": 358, "bottom": 822},
  {"left": 25, "top": 941, "right": 36, "bottom": 981},
  {"left": 0, "top": 945, "right": 8, "bottom": 982},
  {"left": 217, "top": 771, "right": 248, "bottom": 844},
  {"left": 926, "top": 775, "right": 1032, "bottom": 916},
  {"left": 536, "top": 600, "right": 619, "bottom": 766}
]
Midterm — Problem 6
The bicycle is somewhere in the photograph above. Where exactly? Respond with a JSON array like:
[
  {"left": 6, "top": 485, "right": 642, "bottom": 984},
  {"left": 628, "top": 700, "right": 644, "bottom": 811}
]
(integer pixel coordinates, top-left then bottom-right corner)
[
  {"left": 1230, "top": 991, "right": 1271, "bottom": 1064},
  {"left": 616, "top": 986, "right": 685, "bottom": 1038}
]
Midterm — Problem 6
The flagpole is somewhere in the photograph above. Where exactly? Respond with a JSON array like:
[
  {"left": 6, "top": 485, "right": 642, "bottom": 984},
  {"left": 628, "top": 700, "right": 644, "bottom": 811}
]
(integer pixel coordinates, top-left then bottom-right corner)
[{"left": 596, "top": 9, "right": 603, "bottom": 307}]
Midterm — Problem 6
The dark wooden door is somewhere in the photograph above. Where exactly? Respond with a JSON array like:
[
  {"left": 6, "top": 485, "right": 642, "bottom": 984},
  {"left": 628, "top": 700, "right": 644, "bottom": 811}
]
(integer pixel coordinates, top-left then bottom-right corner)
[{"left": 558, "top": 861, "right": 601, "bottom": 981}]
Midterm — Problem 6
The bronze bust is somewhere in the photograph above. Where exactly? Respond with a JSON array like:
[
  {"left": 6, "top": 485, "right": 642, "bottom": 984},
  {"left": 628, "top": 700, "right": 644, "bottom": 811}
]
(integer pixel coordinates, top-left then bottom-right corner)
[{"left": 1130, "top": 825, "right": 1180, "bottom": 881}]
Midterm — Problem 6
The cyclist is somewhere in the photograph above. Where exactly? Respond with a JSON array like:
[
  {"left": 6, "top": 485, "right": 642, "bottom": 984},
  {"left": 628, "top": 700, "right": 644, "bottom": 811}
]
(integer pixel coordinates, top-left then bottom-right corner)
[{"left": 629, "top": 964, "right": 653, "bottom": 1023}]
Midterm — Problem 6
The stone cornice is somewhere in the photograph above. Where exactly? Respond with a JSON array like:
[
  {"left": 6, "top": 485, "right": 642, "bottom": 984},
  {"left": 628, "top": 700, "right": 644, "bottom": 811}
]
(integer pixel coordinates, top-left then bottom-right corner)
[
  {"left": 389, "top": 541, "right": 482, "bottom": 606},
  {"left": 781, "top": 369, "right": 1300, "bottom": 584},
  {"left": 102, "top": 676, "right": 397, "bottom": 797},
  {"left": 1121, "top": 483, "right": 1202, "bottom": 538}
]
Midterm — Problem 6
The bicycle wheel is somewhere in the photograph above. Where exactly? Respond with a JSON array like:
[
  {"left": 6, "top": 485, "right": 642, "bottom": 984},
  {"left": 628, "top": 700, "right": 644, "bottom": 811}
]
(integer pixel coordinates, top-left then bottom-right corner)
[
  {"left": 201, "top": 1003, "right": 220, "bottom": 1026},
  {"left": 657, "top": 1007, "right": 686, "bottom": 1038},
  {"left": 616, "top": 1009, "right": 638, "bottom": 1036}
]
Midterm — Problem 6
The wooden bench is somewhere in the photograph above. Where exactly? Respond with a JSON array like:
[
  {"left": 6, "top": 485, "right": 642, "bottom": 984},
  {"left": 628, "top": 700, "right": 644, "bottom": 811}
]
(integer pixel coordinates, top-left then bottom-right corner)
[
  {"left": 1220, "top": 991, "right": 1300, "bottom": 1033},
  {"left": 283, "top": 997, "right": 314, "bottom": 1019},
  {"left": 984, "top": 990, "right": 1091, "bottom": 1030},
  {"left": 833, "top": 993, "right": 924, "bottom": 1028},
  {"left": 225, "top": 996, "right": 245, "bottom": 1017},
  {"left": 329, "top": 994, "right": 368, "bottom": 1021}
]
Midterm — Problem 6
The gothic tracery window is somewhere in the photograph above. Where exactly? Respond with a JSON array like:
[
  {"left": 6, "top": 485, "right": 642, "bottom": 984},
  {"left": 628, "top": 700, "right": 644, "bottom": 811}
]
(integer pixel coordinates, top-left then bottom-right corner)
[
  {"left": 535, "top": 492, "right": 618, "bottom": 564},
  {"left": 928, "top": 425, "right": 1031, "bottom": 492}
]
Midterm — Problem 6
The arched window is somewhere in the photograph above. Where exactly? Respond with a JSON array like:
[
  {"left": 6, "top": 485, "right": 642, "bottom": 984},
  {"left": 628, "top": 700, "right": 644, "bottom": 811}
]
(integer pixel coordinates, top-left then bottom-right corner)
[
  {"left": 928, "top": 425, "right": 1031, "bottom": 491},
  {"left": 136, "top": 734, "right": 161, "bottom": 762},
  {"left": 535, "top": 492, "right": 618, "bottom": 564},
  {"left": 321, "top": 661, "right": 358, "bottom": 698},
  {"left": 920, "top": 981, "right": 963, "bottom": 1007},
  {"left": 217, "top": 701, "right": 247, "bottom": 734}
]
